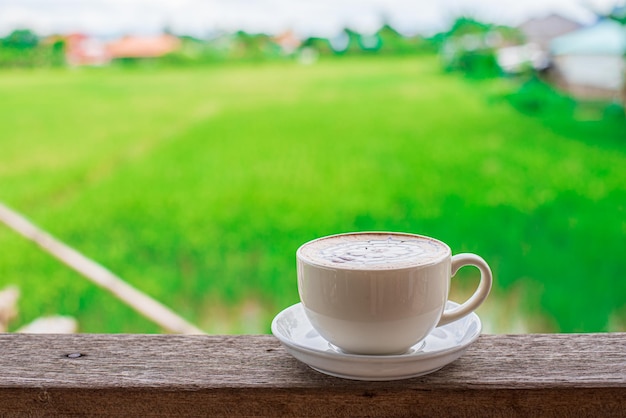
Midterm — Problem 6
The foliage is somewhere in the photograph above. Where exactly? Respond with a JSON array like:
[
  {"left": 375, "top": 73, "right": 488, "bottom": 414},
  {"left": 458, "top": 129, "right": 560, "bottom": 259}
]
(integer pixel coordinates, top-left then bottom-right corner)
[
  {"left": 227, "top": 31, "right": 282, "bottom": 61},
  {"left": 449, "top": 50, "right": 500, "bottom": 79},
  {"left": 0, "top": 22, "right": 437, "bottom": 69},
  {"left": 0, "top": 56, "right": 624, "bottom": 334},
  {"left": 303, "top": 26, "right": 435, "bottom": 57},
  {"left": 2, "top": 29, "right": 39, "bottom": 49},
  {"left": 607, "top": 5, "right": 626, "bottom": 24},
  {"left": 376, "top": 25, "right": 436, "bottom": 55},
  {"left": 161, "top": 35, "right": 231, "bottom": 65},
  {"left": 506, "top": 76, "right": 625, "bottom": 134},
  {"left": 438, "top": 17, "right": 522, "bottom": 79},
  {"left": 0, "top": 30, "right": 65, "bottom": 68},
  {"left": 301, "top": 37, "right": 334, "bottom": 55},
  {"left": 506, "top": 77, "right": 576, "bottom": 115}
]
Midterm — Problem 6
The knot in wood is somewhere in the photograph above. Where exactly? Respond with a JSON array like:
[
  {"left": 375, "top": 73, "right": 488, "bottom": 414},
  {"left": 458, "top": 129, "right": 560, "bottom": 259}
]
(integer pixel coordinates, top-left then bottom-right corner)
[{"left": 66, "top": 353, "right": 83, "bottom": 359}]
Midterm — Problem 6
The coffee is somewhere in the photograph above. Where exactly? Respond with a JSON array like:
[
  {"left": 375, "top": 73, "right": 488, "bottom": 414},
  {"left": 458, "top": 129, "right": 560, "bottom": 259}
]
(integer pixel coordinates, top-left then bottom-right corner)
[
  {"left": 296, "top": 232, "right": 493, "bottom": 354},
  {"left": 297, "top": 232, "right": 449, "bottom": 270}
]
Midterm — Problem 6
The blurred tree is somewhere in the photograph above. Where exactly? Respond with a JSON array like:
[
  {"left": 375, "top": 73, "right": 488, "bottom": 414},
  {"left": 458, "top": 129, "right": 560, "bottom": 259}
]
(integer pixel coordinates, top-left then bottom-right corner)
[
  {"left": 343, "top": 29, "right": 364, "bottom": 54},
  {"left": 301, "top": 37, "right": 333, "bottom": 55},
  {"left": 0, "top": 29, "right": 67, "bottom": 67},
  {"left": 2, "top": 29, "right": 39, "bottom": 49},
  {"left": 437, "top": 17, "right": 521, "bottom": 79},
  {"left": 161, "top": 35, "right": 228, "bottom": 66},
  {"left": 357, "top": 31, "right": 382, "bottom": 52},
  {"left": 376, "top": 24, "right": 435, "bottom": 55},
  {"left": 230, "top": 31, "right": 280, "bottom": 61}
]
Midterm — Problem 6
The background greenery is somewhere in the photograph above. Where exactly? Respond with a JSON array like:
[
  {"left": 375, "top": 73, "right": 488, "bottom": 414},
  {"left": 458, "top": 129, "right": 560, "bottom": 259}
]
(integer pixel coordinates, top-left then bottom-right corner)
[{"left": 0, "top": 55, "right": 624, "bottom": 333}]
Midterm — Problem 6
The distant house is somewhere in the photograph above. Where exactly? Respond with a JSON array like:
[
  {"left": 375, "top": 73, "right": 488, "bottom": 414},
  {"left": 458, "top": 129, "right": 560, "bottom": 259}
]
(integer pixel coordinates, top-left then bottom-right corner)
[
  {"left": 272, "top": 30, "right": 301, "bottom": 55},
  {"left": 106, "top": 35, "right": 181, "bottom": 60},
  {"left": 65, "top": 33, "right": 110, "bottom": 66},
  {"left": 65, "top": 33, "right": 181, "bottom": 66},
  {"left": 518, "top": 14, "right": 583, "bottom": 50},
  {"left": 497, "top": 14, "right": 583, "bottom": 73},
  {"left": 550, "top": 20, "right": 626, "bottom": 101}
]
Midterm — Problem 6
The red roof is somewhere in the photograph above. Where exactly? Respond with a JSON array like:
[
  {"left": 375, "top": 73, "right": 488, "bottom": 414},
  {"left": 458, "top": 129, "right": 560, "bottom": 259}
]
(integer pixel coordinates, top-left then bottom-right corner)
[
  {"left": 65, "top": 33, "right": 110, "bottom": 66},
  {"left": 106, "top": 35, "right": 180, "bottom": 58}
]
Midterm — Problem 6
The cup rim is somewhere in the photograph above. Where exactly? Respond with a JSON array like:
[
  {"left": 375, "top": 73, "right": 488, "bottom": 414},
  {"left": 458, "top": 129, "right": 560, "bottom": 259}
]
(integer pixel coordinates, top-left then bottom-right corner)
[{"left": 296, "top": 231, "right": 452, "bottom": 271}]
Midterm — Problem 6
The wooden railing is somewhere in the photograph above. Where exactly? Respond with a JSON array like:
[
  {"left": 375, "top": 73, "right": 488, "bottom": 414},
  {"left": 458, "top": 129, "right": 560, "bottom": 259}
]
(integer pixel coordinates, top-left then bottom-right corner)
[{"left": 1, "top": 333, "right": 624, "bottom": 416}]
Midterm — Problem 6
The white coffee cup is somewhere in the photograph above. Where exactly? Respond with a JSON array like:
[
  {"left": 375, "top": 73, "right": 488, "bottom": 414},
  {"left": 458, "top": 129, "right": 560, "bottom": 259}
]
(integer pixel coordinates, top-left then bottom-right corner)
[{"left": 296, "top": 232, "right": 492, "bottom": 355}]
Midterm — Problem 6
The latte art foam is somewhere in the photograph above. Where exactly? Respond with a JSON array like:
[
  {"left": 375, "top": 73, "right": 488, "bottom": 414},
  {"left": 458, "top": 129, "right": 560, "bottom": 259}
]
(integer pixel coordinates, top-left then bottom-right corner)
[{"left": 299, "top": 233, "right": 449, "bottom": 269}]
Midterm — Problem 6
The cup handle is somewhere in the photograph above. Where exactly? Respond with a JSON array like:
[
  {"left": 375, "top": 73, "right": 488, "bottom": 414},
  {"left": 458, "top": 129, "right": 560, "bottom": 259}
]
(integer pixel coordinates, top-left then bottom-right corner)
[{"left": 437, "top": 253, "right": 493, "bottom": 327}]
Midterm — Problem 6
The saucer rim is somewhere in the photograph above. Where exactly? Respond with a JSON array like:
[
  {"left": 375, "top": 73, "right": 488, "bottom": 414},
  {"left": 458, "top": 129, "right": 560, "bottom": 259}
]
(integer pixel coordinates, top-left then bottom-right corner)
[
  {"left": 308, "top": 364, "right": 447, "bottom": 381},
  {"left": 271, "top": 301, "right": 482, "bottom": 362}
]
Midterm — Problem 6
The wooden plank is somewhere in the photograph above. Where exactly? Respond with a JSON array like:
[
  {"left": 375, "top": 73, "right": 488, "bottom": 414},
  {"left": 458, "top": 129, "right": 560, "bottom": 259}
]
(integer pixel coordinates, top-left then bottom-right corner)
[{"left": 0, "top": 333, "right": 624, "bottom": 416}]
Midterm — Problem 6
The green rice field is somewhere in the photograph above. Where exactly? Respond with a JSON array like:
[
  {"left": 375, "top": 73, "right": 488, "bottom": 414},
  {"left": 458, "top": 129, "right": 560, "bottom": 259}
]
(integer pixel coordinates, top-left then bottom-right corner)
[{"left": 0, "top": 55, "right": 625, "bottom": 334}]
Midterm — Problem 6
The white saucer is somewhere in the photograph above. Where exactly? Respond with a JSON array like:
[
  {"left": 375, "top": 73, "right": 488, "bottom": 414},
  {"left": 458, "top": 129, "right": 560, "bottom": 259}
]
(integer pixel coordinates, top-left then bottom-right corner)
[{"left": 271, "top": 301, "right": 481, "bottom": 381}]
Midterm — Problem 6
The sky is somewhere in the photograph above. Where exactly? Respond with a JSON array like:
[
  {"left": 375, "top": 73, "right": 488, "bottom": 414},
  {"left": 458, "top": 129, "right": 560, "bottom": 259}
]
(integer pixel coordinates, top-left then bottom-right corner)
[{"left": 0, "top": 0, "right": 623, "bottom": 39}]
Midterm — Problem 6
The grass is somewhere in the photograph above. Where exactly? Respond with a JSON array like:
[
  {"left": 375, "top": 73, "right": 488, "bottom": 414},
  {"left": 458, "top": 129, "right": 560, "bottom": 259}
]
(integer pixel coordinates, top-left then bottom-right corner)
[{"left": 0, "top": 55, "right": 625, "bottom": 333}]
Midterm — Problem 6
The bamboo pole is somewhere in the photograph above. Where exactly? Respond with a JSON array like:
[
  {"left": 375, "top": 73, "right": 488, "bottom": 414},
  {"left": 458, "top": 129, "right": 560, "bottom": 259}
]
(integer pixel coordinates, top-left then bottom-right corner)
[
  {"left": 0, "top": 202, "right": 205, "bottom": 334},
  {"left": 0, "top": 285, "right": 20, "bottom": 332}
]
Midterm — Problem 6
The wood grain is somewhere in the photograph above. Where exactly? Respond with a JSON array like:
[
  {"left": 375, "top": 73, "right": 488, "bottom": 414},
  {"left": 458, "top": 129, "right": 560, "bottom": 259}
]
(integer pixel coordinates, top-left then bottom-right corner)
[{"left": 0, "top": 333, "right": 624, "bottom": 416}]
